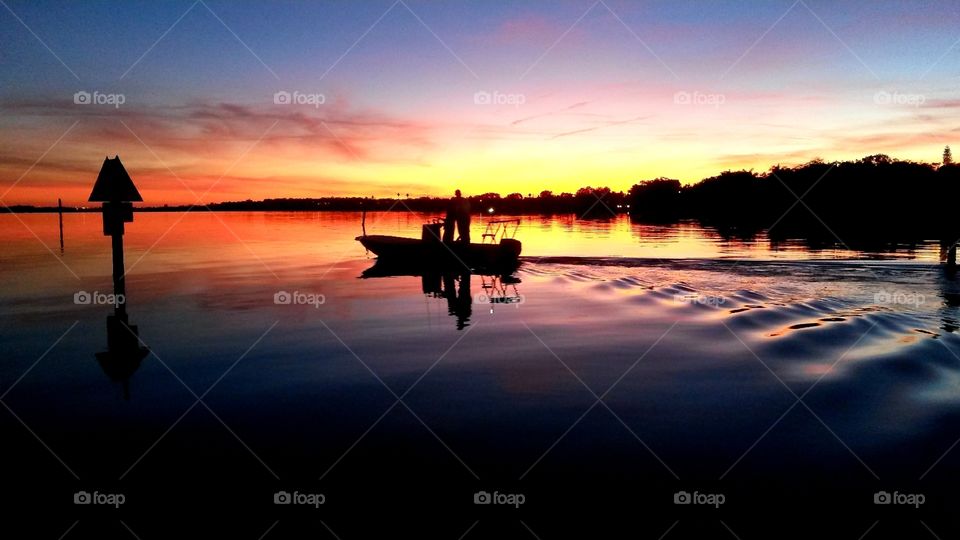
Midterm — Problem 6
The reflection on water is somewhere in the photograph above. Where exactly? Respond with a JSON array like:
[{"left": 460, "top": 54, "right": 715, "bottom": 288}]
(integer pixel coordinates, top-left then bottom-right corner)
[
  {"left": 441, "top": 273, "right": 472, "bottom": 330},
  {"left": 362, "top": 258, "right": 523, "bottom": 331},
  {"left": 478, "top": 273, "right": 524, "bottom": 311},
  {"left": 95, "top": 309, "right": 148, "bottom": 401},
  {"left": 938, "top": 267, "right": 960, "bottom": 334},
  {"left": 2, "top": 211, "right": 960, "bottom": 524},
  {"left": 1, "top": 211, "right": 944, "bottom": 280}
]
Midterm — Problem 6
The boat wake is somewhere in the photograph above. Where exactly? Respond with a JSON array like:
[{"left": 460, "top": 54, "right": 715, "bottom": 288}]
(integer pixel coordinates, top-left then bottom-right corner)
[{"left": 520, "top": 255, "right": 960, "bottom": 346}]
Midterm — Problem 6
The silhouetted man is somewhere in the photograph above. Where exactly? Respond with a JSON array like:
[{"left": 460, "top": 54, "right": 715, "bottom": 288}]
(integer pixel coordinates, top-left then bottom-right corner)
[{"left": 444, "top": 189, "right": 471, "bottom": 243}]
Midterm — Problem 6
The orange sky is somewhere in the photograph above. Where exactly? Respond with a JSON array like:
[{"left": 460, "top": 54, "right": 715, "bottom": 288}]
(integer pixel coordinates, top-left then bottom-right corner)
[{"left": 2, "top": 1, "right": 958, "bottom": 206}]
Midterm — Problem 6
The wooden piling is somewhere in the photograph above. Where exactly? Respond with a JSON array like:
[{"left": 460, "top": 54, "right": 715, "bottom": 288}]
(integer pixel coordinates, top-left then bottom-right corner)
[{"left": 58, "top": 198, "right": 64, "bottom": 253}]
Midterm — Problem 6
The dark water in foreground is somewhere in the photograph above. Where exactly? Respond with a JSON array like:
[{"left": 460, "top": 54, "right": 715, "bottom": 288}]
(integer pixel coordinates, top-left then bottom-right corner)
[{"left": 2, "top": 212, "right": 960, "bottom": 537}]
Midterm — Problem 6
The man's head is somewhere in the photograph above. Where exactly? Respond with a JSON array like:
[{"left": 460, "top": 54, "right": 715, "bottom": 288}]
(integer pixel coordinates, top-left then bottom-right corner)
[{"left": 455, "top": 189, "right": 462, "bottom": 198}]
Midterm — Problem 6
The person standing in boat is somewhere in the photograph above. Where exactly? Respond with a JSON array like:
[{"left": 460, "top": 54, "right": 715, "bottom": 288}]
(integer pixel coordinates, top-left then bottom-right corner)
[{"left": 444, "top": 189, "right": 471, "bottom": 243}]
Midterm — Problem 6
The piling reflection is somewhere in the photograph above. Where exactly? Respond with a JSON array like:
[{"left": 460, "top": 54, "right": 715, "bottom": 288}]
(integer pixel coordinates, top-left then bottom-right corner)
[{"left": 96, "top": 309, "right": 148, "bottom": 400}]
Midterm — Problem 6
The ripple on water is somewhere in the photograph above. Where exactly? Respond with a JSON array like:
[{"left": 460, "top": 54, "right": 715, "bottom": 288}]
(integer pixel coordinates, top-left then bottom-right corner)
[{"left": 529, "top": 259, "right": 951, "bottom": 352}]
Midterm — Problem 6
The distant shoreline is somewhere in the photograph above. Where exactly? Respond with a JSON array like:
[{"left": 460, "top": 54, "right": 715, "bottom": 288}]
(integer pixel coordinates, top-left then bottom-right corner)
[
  {"left": 0, "top": 193, "right": 629, "bottom": 216},
  {"left": 6, "top": 154, "right": 960, "bottom": 243},
  {"left": 0, "top": 204, "right": 594, "bottom": 215}
]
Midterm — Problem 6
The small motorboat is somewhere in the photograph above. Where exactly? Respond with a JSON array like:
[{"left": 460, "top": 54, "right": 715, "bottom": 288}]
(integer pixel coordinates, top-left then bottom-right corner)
[{"left": 357, "top": 218, "right": 522, "bottom": 272}]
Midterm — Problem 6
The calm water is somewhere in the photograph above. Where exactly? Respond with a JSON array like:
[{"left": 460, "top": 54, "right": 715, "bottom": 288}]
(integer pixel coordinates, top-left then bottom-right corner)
[{"left": 3, "top": 211, "right": 959, "bottom": 535}]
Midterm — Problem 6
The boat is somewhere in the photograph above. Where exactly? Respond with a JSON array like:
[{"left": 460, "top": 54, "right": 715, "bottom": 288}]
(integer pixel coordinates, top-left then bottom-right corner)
[
  {"left": 359, "top": 254, "right": 520, "bottom": 279},
  {"left": 357, "top": 218, "right": 522, "bottom": 272}
]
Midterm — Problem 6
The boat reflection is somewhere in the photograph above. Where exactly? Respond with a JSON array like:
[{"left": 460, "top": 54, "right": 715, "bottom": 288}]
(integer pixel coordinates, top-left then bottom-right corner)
[
  {"left": 476, "top": 273, "right": 524, "bottom": 314},
  {"left": 361, "top": 259, "right": 522, "bottom": 330},
  {"left": 434, "top": 273, "right": 472, "bottom": 330}
]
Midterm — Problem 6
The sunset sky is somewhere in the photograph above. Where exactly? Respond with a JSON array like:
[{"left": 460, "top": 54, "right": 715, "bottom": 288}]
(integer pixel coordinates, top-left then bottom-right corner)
[{"left": 1, "top": 0, "right": 959, "bottom": 206}]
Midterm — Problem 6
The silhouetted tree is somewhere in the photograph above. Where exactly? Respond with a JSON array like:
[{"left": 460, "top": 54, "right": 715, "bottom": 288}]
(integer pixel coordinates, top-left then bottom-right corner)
[
  {"left": 573, "top": 186, "right": 621, "bottom": 217},
  {"left": 684, "top": 170, "right": 763, "bottom": 228},
  {"left": 629, "top": 178, "right": 681, "bottom": 222},
  {"left": 944, "top": 146, "right": 953, "bottom": 166}
]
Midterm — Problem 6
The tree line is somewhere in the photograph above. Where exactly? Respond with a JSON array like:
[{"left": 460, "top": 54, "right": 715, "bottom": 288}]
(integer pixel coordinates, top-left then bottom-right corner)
[
  {"left": 8, "top": 153, "right": 960, "bottom": 241},
  {"left": 628, "top": 155, "right": 960, "bottom": 240}
]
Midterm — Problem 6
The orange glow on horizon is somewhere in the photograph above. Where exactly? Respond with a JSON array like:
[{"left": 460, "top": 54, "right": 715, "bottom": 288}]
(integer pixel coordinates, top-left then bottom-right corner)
[{"left": 1, "top": 84, "right": 952, "bottom": 207}]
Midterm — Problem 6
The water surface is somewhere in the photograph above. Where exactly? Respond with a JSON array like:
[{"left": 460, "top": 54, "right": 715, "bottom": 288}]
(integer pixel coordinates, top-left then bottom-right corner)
[{"left": 2, "top": 212, "right": 958, "bottom": 534}]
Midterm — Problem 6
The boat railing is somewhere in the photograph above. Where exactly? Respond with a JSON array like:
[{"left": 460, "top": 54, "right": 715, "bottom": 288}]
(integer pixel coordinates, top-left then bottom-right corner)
[
  {"left": 477, "top": 274, "right": 523, "bottom": 310},
  {"left": 481, "top": 219, "right": 520, "bottom": 244}
]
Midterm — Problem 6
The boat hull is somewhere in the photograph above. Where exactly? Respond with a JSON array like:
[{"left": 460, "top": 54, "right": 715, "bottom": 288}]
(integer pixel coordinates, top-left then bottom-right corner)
[{"left": 357, "top": 235, "right": 521, "bottom": 271}]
